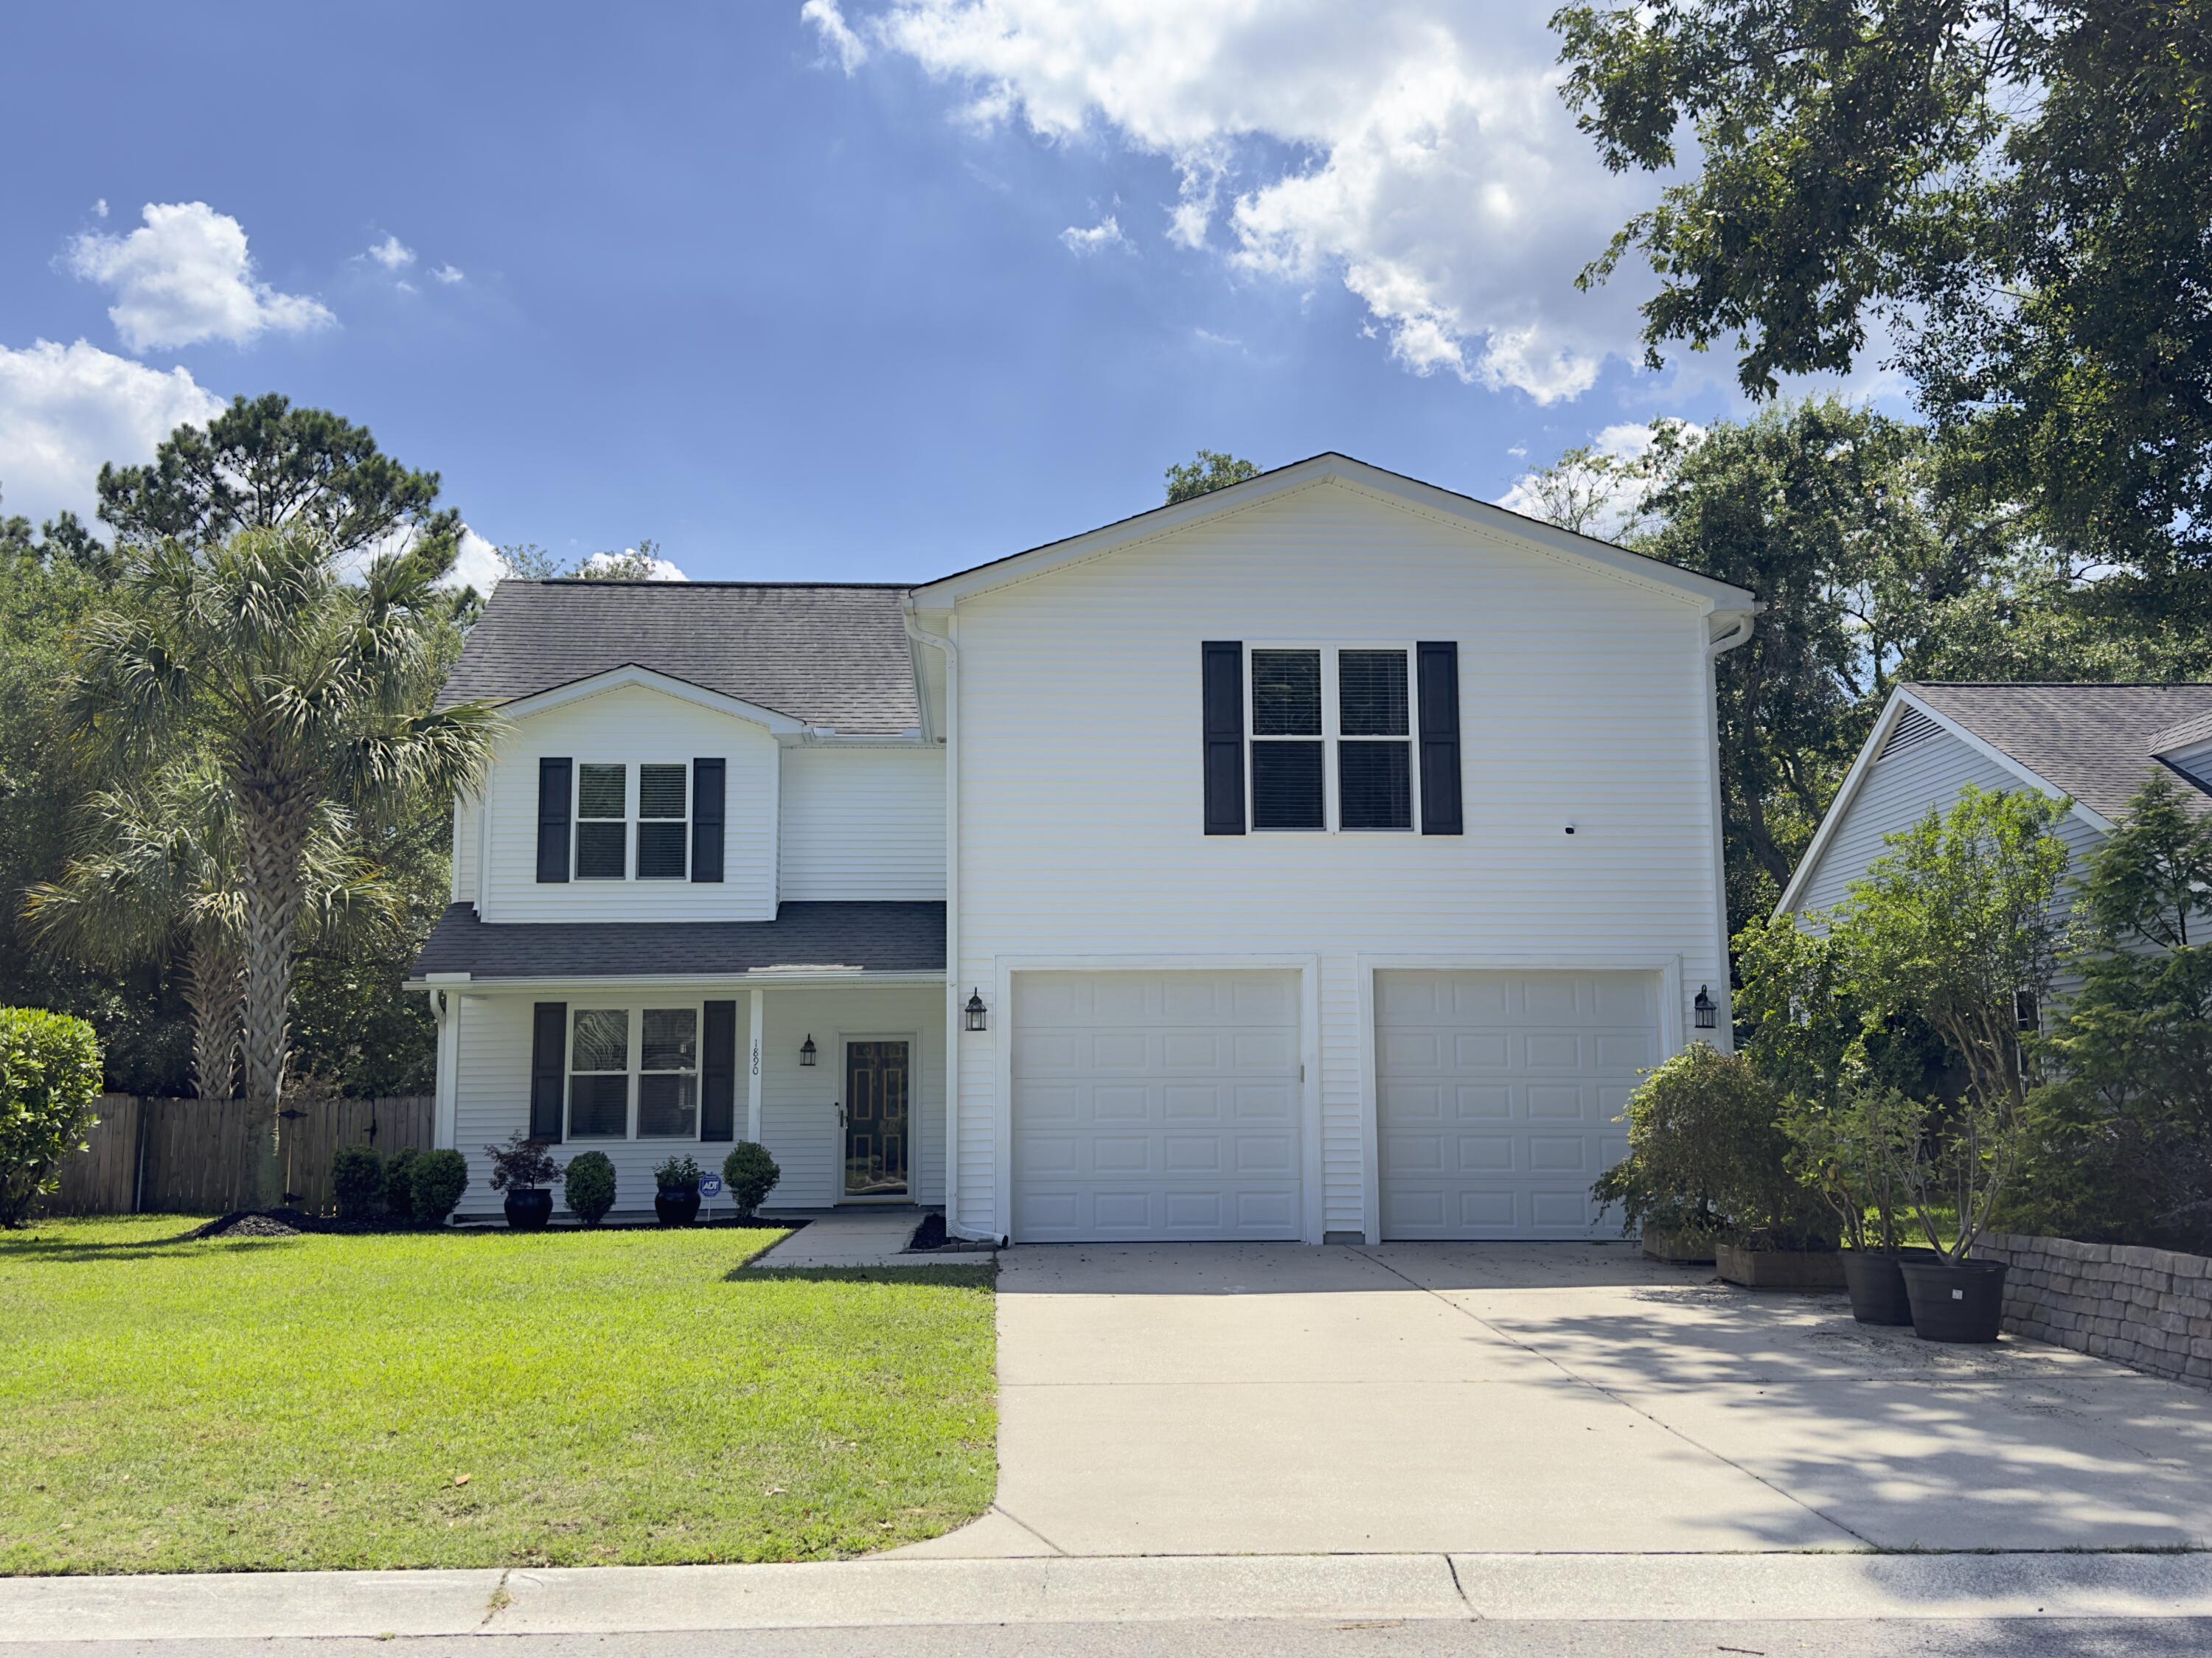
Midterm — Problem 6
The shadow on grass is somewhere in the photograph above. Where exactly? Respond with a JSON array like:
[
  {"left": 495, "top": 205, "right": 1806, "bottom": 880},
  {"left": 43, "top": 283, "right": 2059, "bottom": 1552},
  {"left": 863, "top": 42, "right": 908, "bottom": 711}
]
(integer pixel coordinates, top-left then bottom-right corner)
[{"left": 0, "top": 1227, "right": 293, "bottom": 1263}]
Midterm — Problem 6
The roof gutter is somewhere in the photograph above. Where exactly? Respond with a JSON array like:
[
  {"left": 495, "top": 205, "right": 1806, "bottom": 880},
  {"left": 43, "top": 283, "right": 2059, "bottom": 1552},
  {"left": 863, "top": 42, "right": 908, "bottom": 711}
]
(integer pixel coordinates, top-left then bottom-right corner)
[{"left": 902, "top": 599, "right": 976, "bottom": 1240}]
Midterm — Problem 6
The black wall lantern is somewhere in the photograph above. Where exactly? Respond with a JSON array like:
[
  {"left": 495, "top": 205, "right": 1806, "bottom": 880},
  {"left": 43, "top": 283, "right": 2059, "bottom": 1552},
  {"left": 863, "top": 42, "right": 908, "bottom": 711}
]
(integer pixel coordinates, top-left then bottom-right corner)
[
  {"left": 1693, "top": 985, "right": 1717, "bottom": 1030},
  {"left": 799, "top": 1034, "right": 817, "bottom": 1067},
  {"left": 964, "top": 988, "right": 988, "bottom": 1032}
]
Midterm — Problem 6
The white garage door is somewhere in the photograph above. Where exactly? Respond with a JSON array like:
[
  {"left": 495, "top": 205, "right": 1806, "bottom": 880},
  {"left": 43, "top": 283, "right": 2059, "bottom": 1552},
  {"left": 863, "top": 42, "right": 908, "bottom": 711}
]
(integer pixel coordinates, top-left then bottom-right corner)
[
  {"left": 1376, "top": 970, "right": 1658, "bottom": 1240},
  {"left": 1012, "top": 970, "right": 1303, "bottom": 1243}
]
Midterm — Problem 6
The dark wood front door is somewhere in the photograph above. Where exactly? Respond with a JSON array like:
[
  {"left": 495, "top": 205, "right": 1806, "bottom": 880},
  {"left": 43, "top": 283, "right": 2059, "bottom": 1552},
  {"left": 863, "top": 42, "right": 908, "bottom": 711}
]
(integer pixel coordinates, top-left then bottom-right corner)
[{"left": 843, "top": 1039, "right": 910, "bottom": 1198}]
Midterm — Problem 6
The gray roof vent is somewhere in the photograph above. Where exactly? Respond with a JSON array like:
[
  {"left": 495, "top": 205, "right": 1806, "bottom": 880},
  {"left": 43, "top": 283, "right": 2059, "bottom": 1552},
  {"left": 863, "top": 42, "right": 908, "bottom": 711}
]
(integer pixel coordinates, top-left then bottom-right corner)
[{"left": 1879, "top": 704, "right": 1943, "bottom": 762}]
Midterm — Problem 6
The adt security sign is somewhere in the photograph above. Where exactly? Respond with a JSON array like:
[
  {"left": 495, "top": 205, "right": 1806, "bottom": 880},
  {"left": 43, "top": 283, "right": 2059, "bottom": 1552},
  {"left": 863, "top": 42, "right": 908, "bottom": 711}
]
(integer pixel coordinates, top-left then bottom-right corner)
[{"left": 700, "top": 1174, "right": 726, "bottom": 1200}]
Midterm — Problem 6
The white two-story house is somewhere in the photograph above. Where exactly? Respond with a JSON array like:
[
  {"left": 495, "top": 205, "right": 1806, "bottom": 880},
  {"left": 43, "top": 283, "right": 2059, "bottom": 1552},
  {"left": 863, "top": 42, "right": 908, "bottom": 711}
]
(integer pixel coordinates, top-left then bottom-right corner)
[{"left": 410, "top": 454, "right": 1759, "bottom": 1242}]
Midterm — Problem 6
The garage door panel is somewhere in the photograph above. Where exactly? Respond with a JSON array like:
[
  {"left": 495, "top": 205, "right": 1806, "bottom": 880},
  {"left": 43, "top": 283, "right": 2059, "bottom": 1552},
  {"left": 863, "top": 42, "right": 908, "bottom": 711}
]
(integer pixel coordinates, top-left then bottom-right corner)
[
  {"left": 1013, "top": 969, "right": 1304, "bottom": 1244},
  {"left": 1378, "top": 969, "right": 1660, "bottom": 1241}
]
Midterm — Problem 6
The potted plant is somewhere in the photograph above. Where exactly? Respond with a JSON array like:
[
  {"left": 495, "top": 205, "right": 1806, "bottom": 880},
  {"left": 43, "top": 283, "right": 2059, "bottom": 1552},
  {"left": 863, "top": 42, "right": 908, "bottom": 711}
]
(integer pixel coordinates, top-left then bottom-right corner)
[
  {"left": 485, "top": 1131, "right": 563, "bottom": 1231},
  {"left": 1835, "top": 785, "right": 2067, "bottom": 1341},
  {"left": 1592, "top": 1043, "right": 1837, "bottom": 1282},
  {"left": 653, "top": 1153, "right": 703, "bottom": 1227},
  {"left": 1784, "top": 1077, "right": 1933, "bottom": 1323}
]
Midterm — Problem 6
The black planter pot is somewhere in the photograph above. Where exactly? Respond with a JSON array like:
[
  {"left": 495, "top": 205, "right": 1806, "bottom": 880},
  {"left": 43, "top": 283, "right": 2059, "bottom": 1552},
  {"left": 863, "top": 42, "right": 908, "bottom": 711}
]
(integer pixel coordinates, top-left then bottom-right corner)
[
  {"left": 1841, "top": 1247, "right": 1938, "bottom": 1326},
  {"left": 504, "top": 1188, "right": 554, "bottom": 1232},
  {"left": 655, "top": 1188, "right": 701, "bottom": 1227},
  {"left": 1900, "top": 1256, "right": 2010, "bottom": 1343}
]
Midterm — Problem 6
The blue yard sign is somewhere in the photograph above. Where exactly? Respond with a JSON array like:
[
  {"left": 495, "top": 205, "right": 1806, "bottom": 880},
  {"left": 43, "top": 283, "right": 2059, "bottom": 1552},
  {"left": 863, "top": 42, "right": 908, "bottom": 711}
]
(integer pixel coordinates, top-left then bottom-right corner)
[{"left": 700, "top": 1174, "right": 726, "bottom": 1199}]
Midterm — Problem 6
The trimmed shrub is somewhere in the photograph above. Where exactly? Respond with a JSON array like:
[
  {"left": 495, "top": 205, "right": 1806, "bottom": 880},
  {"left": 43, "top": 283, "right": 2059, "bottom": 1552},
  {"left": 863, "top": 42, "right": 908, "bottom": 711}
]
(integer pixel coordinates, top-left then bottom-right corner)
[
  {"left": 410, "top": 1149, "right": 468, "bottom": 1225},
  {"left": 330, "top": 1146, "right": 385, "bottom": 1222},
  {"left": 382, "top": 1146, "right": 421, "bottom": 1219},
  {"left": 484, "top": 1131, "right": 561, "bottom": 1192},
  {"left": 0, "top": 1008, "right": 104, "bottom": 1227},
  {"left": 564, "top": 1150, "right": 616, "bottom": 1225},
  {"left": 723, "top": 1141, "right": 781, "bottom": 1218}
]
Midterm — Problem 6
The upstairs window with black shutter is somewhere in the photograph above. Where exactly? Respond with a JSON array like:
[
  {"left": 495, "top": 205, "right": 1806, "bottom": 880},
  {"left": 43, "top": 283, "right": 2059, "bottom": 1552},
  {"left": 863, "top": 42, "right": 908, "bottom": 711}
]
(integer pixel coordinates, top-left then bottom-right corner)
[
  {"left": 636, "top": 764, "right": 688, "bottom": 879},
  {"left": 1250, "top": 649, "right": 1326, "bottom": 829},
  {"left": 1337, "top": 649, "right": 1412, "bottom": 830},
  {"left": 575, "top": 764, "right": 627, "bottom": 879}
]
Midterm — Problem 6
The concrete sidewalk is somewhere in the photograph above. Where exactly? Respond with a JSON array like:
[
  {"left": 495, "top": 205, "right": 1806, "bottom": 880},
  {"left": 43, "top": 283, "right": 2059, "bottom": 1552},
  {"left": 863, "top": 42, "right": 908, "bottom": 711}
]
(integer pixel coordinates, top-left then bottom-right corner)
[
  {"left": 7, "top": 1552, "right": 2212, "bottom": 1643},
  {"left": 748, "top": 1209, "right": 990, "bottom": 1269}
]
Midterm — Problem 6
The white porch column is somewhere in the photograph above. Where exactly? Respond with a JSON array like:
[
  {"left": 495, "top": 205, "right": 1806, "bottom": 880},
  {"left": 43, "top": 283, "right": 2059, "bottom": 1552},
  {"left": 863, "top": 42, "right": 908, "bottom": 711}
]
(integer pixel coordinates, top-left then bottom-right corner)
[{"left": 746, "top": 988, "right": 764, "bottom": 1143}]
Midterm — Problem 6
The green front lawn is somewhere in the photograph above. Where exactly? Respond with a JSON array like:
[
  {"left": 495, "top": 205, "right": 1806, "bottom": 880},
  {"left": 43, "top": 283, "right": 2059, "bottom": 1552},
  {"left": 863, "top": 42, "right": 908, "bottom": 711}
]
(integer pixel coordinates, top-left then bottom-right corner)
[{"left": 1, "top": 1216, "right": 995, "bottom": 1575}]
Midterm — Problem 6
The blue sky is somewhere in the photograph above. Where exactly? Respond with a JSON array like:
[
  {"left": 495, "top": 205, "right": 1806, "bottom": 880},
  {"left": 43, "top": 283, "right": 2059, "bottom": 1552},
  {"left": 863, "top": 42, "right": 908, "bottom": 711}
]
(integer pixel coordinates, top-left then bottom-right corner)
[{"left": 0, "top": 1, "right": 1815, "bottom": 586}]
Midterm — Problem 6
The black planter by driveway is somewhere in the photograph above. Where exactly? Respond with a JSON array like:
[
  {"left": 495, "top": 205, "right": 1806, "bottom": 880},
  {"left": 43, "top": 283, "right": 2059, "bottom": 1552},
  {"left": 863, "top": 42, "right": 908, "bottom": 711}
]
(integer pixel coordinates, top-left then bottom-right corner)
[
  {"left": 1842, "top": 1247, "right": 1938, "bottom": 1326},
  {"left": 504, "top": 1188, "right": 554, "bottom": 1231},
  {"left": 1901, "top": 1256, "right": 2010, "bottom": 1342}
]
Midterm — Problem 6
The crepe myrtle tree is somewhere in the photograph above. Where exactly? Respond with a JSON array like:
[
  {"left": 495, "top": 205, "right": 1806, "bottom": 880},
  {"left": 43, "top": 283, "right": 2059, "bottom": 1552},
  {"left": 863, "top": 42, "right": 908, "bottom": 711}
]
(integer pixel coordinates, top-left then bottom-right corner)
[{"left": 65, "top": 524, "right": 497, "bottom": 1203}]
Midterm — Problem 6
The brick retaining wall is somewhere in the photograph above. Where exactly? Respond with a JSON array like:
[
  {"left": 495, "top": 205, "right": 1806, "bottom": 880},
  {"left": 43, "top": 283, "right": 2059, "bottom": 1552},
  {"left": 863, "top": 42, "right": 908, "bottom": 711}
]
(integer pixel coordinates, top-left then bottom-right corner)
[{"left": 1977, "top": 1231, "right": 2212, "bottom": 1387}]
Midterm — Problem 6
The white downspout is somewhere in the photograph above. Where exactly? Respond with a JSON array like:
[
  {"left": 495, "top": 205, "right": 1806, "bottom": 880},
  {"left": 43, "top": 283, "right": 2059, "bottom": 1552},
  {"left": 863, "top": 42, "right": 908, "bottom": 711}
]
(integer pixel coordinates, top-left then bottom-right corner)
[
  {"left": 1700, "top": 605, "right": 1761, "bottom": 1050},
  {"left": 903, "top": 602, "right": 970, "bottom": 1238}
]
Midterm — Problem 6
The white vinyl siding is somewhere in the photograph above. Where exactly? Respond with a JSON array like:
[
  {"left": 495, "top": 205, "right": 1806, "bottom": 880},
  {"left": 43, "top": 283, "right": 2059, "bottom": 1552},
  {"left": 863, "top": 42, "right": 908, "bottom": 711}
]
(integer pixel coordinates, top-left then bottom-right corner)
[
  {"left": 778, "top": 745, "right": 946, "bottom": 899},
  {"left": 943, "top": 477, "right": 1731, "bottom": 1241},
  {"left": 449, "top": 983, "right": 945, "bottom": 1218},
  {"left": 477, "top": 683, "right": 778, "bottom": 922}
]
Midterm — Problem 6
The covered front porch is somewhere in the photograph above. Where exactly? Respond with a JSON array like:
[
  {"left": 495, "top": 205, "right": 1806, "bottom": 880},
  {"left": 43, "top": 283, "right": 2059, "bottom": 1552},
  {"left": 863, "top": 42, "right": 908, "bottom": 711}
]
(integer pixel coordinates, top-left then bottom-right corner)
[{"left": 409, "top": 899, "right": 949, "bottom": 1223}]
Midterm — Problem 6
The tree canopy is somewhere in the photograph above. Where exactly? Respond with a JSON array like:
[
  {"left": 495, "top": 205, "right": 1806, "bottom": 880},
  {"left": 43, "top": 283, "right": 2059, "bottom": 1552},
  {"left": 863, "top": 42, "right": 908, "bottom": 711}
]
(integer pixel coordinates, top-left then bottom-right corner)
[
  {"left": 1165, "top": 450, "right": 1261, "bottom": 504},
  {"left": 1553, "top": 0, "right": 2212, "bottom": 576}
]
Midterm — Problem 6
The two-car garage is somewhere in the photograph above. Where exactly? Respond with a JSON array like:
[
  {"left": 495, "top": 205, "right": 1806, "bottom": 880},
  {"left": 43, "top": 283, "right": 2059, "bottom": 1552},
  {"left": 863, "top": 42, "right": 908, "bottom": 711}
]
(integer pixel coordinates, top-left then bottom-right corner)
[{"left": 1007, "top": 966, "right": 1664, "bottom": 1244}]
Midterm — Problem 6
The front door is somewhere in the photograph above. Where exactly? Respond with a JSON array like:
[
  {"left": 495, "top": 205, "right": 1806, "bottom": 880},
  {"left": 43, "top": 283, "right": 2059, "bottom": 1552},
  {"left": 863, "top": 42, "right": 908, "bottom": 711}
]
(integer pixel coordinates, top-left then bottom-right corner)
[{"left": 843, "top": 1039, "right": 911, "bottom": 1199}]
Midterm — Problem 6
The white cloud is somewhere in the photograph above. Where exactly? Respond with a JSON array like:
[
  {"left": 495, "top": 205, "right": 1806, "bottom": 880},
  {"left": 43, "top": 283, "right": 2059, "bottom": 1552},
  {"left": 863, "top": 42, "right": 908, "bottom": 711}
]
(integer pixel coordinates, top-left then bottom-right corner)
[
  {"left": 1059, "top": 215, "right": 1130, "bottom": 256},
  {"left": 580, "top": 547, "right": 689, "bottom": 581},
  {"left": 366, "top": 234, "right": 415, "bottom": 271},
  {"left": 432, "top": 264, "right": 465, "bottom": 285},
  {"left": 840, "top": 1, "right": 1667, "bottom": 403},
  {"left": 802, "top": 0, "right": 871, "bottom": 72},
  {"left": 91, "top": 198, "right": 108, "bottom": 219},
  {"left": 0, "top": 338, "right": 223, "bottom": 526},
  {"left": 449, "top": 527, "right": 505, "bottom": 591},
  {"left": 66, "top": 202, "right": 335, "bottom": 352}
]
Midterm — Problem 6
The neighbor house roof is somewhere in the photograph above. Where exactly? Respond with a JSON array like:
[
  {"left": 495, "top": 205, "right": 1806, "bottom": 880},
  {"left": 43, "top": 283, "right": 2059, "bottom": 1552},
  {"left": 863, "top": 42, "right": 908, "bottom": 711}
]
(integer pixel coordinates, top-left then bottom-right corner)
[
  {"left": 1905, "top": 683, "right": 2212, "bottom": 823},
  {"left": 437, "top": 582, "right": 922, "bottom": 735},
  {"left": 406, "top": 901, "right": 946, "bottom": 983}
]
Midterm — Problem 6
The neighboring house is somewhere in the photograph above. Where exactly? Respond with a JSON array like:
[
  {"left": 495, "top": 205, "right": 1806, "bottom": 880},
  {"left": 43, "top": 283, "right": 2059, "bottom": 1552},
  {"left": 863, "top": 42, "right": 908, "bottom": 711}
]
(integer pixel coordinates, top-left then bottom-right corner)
[
  {"left": 1776, "top": 684, "right": 2212, "bottom": 965},
  {"left": 408, "top": 453, "right": 1759, "bottom": 1242}
]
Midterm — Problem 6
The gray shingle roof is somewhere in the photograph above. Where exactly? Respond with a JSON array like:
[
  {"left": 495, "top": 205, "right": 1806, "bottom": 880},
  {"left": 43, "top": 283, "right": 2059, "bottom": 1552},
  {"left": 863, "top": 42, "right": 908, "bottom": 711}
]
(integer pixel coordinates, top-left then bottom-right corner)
[
  {"left": 2150, "top": 709, "right": 2212, "bottom": 758},
  {"left": 438, "top": 582, "right": 921, "bottom": 734},
  {"left": 1907, "top": 683, "right": 2212, "bottom": 820},
  {"left": 407, "top": 901, "right": 945, "bottom": 982}
]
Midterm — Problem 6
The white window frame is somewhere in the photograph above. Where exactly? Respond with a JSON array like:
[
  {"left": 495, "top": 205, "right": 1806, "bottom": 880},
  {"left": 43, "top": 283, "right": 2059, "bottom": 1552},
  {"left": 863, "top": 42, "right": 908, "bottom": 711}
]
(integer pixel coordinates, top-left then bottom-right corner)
[
  {"left": 1243, "top": 642, "right": 1422, "bottom": 834},
  {"left": 571, "top": 760, "right": 693, "bottom": 882},
  {"left": 565, "top": 1001, "right": 705, "bottom": 1141}
]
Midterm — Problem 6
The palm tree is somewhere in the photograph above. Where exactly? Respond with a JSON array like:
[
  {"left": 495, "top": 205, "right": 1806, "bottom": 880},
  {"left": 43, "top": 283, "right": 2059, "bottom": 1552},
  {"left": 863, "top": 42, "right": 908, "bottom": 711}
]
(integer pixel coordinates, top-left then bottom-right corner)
[
  {"left": 64, "top": 525, "right": 497, "bottom": 1202},
  {"left": 24, "top": 764, "right": 404, "bottom": 1101}
]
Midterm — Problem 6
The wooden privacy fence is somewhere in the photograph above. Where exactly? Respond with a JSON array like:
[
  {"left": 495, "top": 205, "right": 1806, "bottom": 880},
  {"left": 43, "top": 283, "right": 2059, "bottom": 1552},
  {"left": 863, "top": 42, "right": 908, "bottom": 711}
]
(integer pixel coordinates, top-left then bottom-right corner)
[{"left": 44, "top": 1094, "right": 436, "bottom": 1218}]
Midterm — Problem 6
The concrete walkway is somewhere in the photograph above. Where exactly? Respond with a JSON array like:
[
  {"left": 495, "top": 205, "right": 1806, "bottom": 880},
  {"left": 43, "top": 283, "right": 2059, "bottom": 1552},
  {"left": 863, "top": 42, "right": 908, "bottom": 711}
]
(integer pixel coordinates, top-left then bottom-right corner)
[
  {"left": 900, "top": 1240, "right": 2212, "bottom": 1558},
  {"left": 748, "top": 1208, "right": 990, "bottom": 1269}
]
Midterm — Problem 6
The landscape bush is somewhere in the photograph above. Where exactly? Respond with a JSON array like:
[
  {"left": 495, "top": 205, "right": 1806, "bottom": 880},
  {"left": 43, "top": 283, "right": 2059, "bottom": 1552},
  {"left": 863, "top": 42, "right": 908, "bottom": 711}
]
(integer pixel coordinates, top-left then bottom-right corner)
[
  {"left": 483, "top": 1131, "right": 561, "bottom": 1193},
  {"left": 652, "top": 1153, "right": 703, "bottom": 1194},
  {"left": 329, "top": 1146, "right": 385, "bottom": 1222},
  {"left": 563, "top": 1151, "right": 616, "bottom": 1225},
  {"left": 409, "top": 1149, "right": 467, "bottom": 1225},
  {"left": 722, "top": 1141, "right": 781, "bottom": 1218},
  {"left": 381, "top": 1146, "right": 420, "bottom": 1219},
  {"left": 0, "top": 1008, "right": 104, "bottom": 1227}
]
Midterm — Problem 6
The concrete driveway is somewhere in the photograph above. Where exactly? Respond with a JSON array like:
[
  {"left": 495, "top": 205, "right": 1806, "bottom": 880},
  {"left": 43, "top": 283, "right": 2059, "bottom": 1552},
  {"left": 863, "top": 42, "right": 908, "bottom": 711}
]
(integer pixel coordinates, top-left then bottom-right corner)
[{"left": 899, "top": 1241, "right": 2212, "bottom": 1558}]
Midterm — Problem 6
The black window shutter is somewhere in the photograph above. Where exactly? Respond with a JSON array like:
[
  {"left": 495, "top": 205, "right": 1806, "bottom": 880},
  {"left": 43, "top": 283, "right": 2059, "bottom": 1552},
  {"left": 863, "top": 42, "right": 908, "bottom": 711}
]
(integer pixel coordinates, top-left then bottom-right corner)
[
  {"left": 1201, "top": 641, "right": 1245, "bottom": 835},
  {"left": 700, "top": 1000, "right": 737, "bottom": 1142},
  {"left": 692, "top": 758, "right": 726, "bottom": 883},
  {"left": 529, "top": 1001, "right": 567, "bottom": 1142},
  {"left": 1416, "top": 641, "right": 1464, "bottom": 835},
  {"left": 536, "top": 758, "right": 572, "bottom": 882}
]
